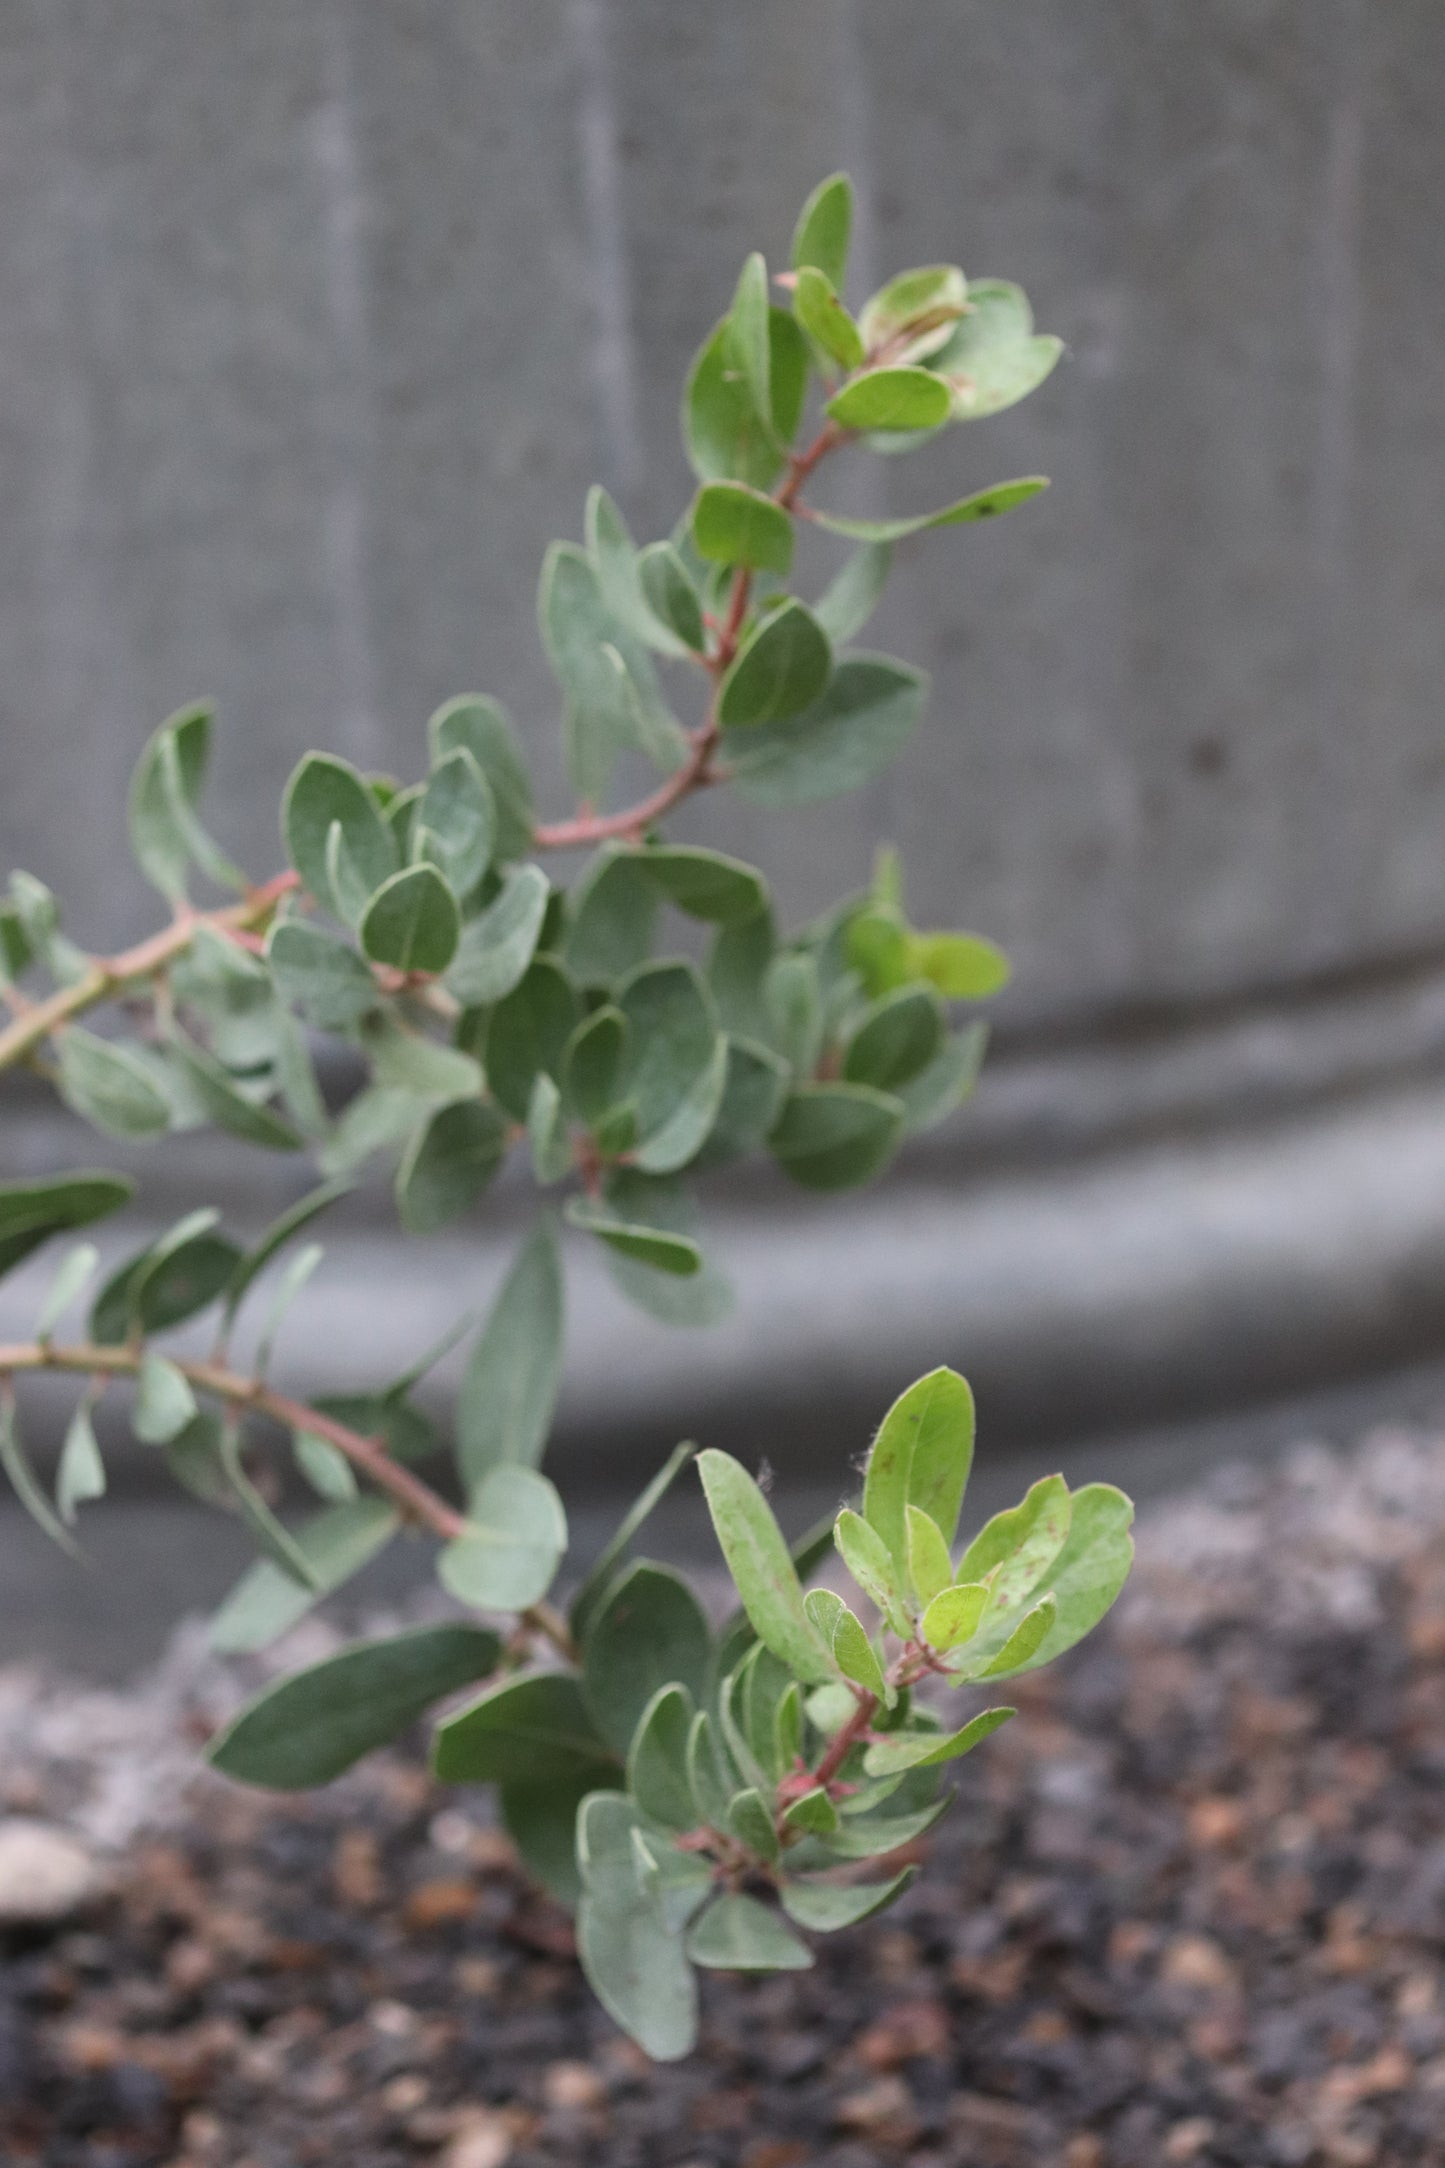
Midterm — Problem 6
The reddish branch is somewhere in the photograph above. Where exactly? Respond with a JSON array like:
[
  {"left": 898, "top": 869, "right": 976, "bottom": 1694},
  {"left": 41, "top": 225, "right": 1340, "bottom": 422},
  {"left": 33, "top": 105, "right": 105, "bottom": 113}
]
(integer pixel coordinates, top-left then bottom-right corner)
[{"left": 0, "top": 1337, "right": 577, "bottom": 1662}]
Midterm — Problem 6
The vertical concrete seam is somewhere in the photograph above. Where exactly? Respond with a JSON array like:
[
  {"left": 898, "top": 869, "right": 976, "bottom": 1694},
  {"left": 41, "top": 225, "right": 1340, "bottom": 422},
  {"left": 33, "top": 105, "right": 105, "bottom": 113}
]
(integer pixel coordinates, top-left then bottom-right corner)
[
  {"left": 310, "top": 0, "right": 383, "bottom": 768},
  {"left": 568, "top": 0, "right": 642, "bottom": 496}
]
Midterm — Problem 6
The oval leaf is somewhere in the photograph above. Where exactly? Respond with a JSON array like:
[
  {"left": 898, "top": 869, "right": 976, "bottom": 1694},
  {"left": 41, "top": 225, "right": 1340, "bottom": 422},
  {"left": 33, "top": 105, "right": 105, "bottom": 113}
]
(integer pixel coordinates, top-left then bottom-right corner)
[{"left": 207, "top": 1624, "right": 502, "bottom": 1789}]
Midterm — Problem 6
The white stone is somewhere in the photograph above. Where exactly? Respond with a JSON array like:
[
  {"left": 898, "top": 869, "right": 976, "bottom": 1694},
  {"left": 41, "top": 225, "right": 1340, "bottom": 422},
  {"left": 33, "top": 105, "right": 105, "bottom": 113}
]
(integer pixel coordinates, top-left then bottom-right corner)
[{"left": 0, "top": 1817, "right": 101, "bottom": 1924}]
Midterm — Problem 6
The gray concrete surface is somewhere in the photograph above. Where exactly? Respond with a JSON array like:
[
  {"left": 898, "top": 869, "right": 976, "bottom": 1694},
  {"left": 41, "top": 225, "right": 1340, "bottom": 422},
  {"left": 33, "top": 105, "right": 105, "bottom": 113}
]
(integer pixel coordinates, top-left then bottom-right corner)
[
  {"left": 3, "top": 2, "right": 1442, "bottom": 1017},
  {"left": 4, "top": 5, "right": 1445, "bottom": 1526}
]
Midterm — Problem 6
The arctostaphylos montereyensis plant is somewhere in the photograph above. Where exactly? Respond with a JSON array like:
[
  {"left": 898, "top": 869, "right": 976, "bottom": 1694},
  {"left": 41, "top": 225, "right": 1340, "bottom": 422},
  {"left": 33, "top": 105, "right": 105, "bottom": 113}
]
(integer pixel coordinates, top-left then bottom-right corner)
[{"left": 0, "top": 175, "right": 1132, "bottom": 2059}]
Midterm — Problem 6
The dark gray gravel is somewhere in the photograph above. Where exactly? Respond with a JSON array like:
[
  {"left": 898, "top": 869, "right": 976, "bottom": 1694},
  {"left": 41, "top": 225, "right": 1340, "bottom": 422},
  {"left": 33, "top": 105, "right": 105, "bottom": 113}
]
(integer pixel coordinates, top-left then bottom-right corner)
[{"left": 5, "top": 1426, "right": 1445, "bottom": 2166}]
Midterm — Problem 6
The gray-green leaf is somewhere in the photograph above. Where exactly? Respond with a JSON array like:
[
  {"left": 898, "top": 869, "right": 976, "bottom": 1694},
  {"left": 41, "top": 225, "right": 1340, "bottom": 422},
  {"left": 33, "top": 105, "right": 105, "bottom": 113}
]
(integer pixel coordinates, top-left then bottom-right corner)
[
  {"left": 207, "top": 1624, "right": 502, "bottom": 1789},
  {"left": 696, "top": 1449, "right": 834, "bottom": 1684},
  {"left": 438, "top": 1465, "right": 567, "bottom": 1611}
]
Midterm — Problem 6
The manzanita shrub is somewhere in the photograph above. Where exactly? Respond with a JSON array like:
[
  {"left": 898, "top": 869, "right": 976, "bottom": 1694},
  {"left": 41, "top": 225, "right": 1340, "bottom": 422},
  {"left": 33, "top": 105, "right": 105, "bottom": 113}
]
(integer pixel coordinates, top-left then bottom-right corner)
[{"left": 0, "top": 175, "right": 1132, "bottom": 2058}]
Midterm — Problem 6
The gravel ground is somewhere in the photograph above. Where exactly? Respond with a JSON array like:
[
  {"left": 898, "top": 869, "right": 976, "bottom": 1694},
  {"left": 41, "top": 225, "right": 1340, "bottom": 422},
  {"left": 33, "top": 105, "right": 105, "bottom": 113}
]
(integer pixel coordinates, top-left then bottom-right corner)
[{"left": 4, "top": 1429, "right": 1445, "bottom": 2167}]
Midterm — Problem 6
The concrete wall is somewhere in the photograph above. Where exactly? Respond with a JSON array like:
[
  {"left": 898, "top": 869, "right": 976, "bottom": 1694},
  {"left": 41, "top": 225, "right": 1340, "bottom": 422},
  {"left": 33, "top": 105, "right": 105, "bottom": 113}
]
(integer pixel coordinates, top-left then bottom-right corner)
[{"left": 5, "top": 2, "right": 1445, "bottom": 1468}]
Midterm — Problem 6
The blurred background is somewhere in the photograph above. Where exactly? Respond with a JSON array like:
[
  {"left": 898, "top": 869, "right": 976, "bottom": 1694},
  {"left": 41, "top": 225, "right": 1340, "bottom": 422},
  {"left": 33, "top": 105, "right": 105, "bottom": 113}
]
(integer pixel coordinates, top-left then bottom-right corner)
[{"left": 5, "top": 0, "right": 1445, "bottom": 1668}]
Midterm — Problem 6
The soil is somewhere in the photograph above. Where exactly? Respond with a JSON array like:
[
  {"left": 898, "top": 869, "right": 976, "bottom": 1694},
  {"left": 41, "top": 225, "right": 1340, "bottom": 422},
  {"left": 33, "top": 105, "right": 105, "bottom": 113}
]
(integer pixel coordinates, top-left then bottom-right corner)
[{"left": 4, "top": 1427, "right": 1445, "bottom": 2167}]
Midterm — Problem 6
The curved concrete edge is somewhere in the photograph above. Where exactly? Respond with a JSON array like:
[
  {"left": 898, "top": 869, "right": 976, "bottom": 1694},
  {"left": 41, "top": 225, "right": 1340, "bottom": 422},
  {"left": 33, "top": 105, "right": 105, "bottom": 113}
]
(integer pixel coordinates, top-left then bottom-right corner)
[{"left": 8, "top": 1076, "right": 1445, "bottom": 1489}]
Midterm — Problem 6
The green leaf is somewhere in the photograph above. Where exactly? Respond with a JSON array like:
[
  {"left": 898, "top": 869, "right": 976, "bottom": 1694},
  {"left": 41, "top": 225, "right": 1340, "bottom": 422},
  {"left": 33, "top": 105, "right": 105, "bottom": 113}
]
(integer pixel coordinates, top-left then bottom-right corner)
[
  {"left": 91, "top": 1211, "right": 244, "bottom": 1344},
  {"left": 707, "top": 908, "right": 776, "bottom": 1039},
  {"left": 687, "top": 1893, "right": 812, "bottom": 1972},
  {"left": 695, "top": 1035, "right": 790, "bottom": 1170},
  {"left": 208, "top": 1624, "right": 501, "bottom": 1790},
  {"left": 318, "top": 1083, "right": 428, "bottom": 1177},
  {"left": 692, "top": 481, "right": 794, "bottom": 576},
  {"left": 561, "top": 1006, "right": 627, "bottom": 1129},
  {"left": 292, "top": 1430, "right": 357, "bottom": 1503},
  {"left": 864, "top": 1367, "right": 976, "bottom": 1565},
  {"left": 428, "top": 695, "right": 535, "bottom": 862},
  {"left": 569, "top": 1442, "right": 696, "bottom": 1642},
  {"left": 863, "top": 1705, "right": 1015, "bottom": 1778},
  {"left": 696, "top": 1449, "right": 834, "bottom": 1684},
  {"left": 578, "top": 1883, "right": 699, "bottom": 2059},
  {"left": 768, "top": 304, "right": 809, "bottom": 443},
  {"left": 223, "top": 1178, "right": 353, "bottom": 1325},
  {"left": 586, "top": 488, "right": 691, "bottom": 659},
  {"left": 433, "top": 1671, "right": 613, "bottom": 1785},
  {"left": 858, "top": 265, "right": 967, "bottom": 361},
  {"left": 456, "top": 1219, "right": 564, "bottom": 1486},
  {"left": 610, "top": 959, "right": 720, "bottom": 1168},
  {"left": 128, "top": 705, "right": 237, "bottom": 902},
  {"left": 214, "top": 1419, "right": 329, "bottom": 1589},
  {"left": 718, "top": 602, "right": 832, "bottom": 730},
  {"left": 683, "top": 317, "right": 786, "bottom": 490},
  {"left": 810, "top": 476, "right": 1049, "bottom": 544},
  {"left": 726, "top": 1784, "right": 780, "bottom": 1863},
  {"left": 500, "top": 1763, "right": 619, "bottom": 1908},
  {"left": 209, "top": 1497, "right": 398, "bottom": 1653},
  {"left": 636, "top": 846, "right": 769, "bottom": 927},
  {"left": 726, "top": 251, "right": 773, "bottom": 431},
  {"left": 826, "top": 368, "right": 953, "bottom": 433},
  {"left": 439, "top": 1463, "right": 567, "bottom": 1611},
  {"left": 931, "top": 279, "right": 1063, "bottom": 420},
  {"left": 132, "top": 1353, "right": 197, "bottom": 1445},
  {"left": 484, "top": 958, "right": 579, "bottom": 1121},
  {"left": 626, "top": 1683, "right": 698, "bottom": 1831},
  {"left": 824, "top": 1796, "right": 952, "bottom": 1859},
  {"left": 791, "top": 171, "right": 853, "bottom": 292},
  {"left": 834, "top": 1508, "right": 911, "bottom": 1636},
  {"left": 907, "top": 930, "right": 1011, "bottom": 999},
  {"left": 905, "top": 1502, "right": 955, "bottom": 1607},
  {"left": 56, "top": 1396, "right": 105, "bottom": 1522},
  {"left": 395, "top": 1096, "right": 508, "bottom": 1234},
  {"left": 0, "top": 1394, "right": 78, "bottom": 1557},
  {"left": 832, "top": 1603, "right": 888, "bottom": 1701},
  {"left": 385, "top": 782, "right": 423, "bottom": 859},
  {"left": 359, "top": 864, "right": 460, "bottom": 974},
  {"left": 325, "top": 817, "right": 373, "bottom": 926},
  {"left": 282, "top": 753, "right": 396, "bottom": 914},
  {"left": 35, "top": 1244, "right": 99, "bottom": 1343},
  {"left": 957, "top": 1474, "right": 1072, "bottom": 1616},
  {"left": 0, "top": 1172, "right": 134, "bottom": 1285},
  {"left": 563, "top": 849, "right": 660, "bottom": 988},
  {"left": 844, "top": 985, "right": 944, "bottom": 1092},
  {"left": 971, "top": 1594, "right": 1058, "bottom": 1679},
  {"left": 166, "top": 1031, "right": 303, "bottom": 1150},
  {"left": 992, "top": 1483, "right": 1135, "bottom": 1675},
  {"left": 582, "top": 1562, "right": 711, "bottom": 1756},
  {"left": 266, "top": 920, "right": 379, "bottom": 1030},
  {"left": 415, "top": 747, "right": 495, "bottom": 897},
  {"left": 813, "top": 541, "right": 892, "bottom": 648},
  {"left": 920, "top": 1580, "right": 989, "bottom": 1652},
  {"left": 444, "top": 863, "right": 551, "bottom": 1006},
  {"left": 792, "top": 264, "right": 864, "bottom": 371},
  {"left": 565, "top": 1195, "right": 701, "bottom": 1276},
  {"left": 358, "top": 1012, "right": 482, "bottom": 1101},
  {"left": 0, "top": 902, "right": 33, "bottom": 982},
  {"left": 7, "top": 871, "right": 87, "bottom": 986},
  {"left": 539, "top": 542, "right": 685, "bottom": 800},
  {"left": 638, "top": 542, "right": 706, "bottom": 652},
  {"left": 632, "top": 1037, "right": 728, "bottom": 1176},
  {"left": 56, "top": 1029, "right": 172, "bottom": 1139},
  {"left": 770, "top": 1083, "right": 903, "bottom": 1191},
  {"left": 595, "top": 1170, "right": 732, "bottom": 1326},
  {"left": 783, "top": 1787, "right": 839, "bottom": 1837},
  {"left": 684, "top": 1709, "right": 735, "bottom": 1828},
  {"left": 781, "top": 1866, "right": 915, "bottom": 1932},
  {"left": 898, "top": 1023, "right": 989, "bottom": 1135},
  {"left": 728, "top": 656, "right": 927, "bottom": 810},
  {"left": 524, "top": 1071, "right": 569, "bottom": 1183}
]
